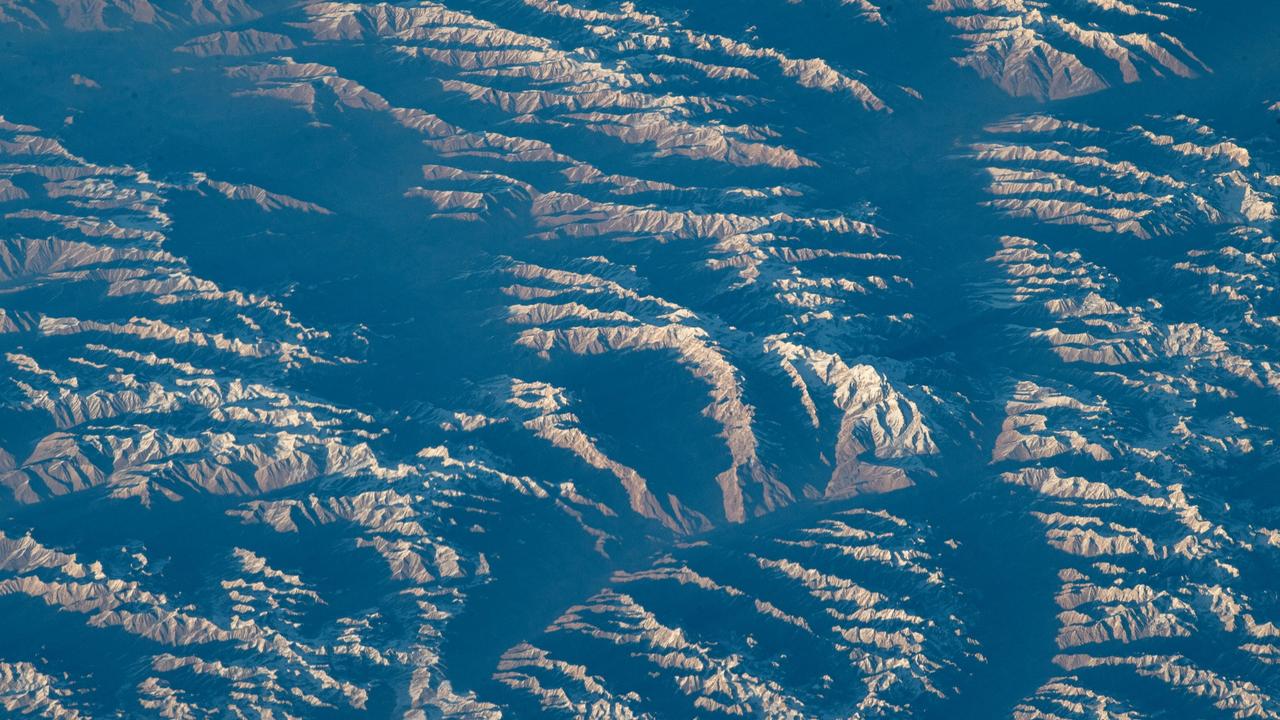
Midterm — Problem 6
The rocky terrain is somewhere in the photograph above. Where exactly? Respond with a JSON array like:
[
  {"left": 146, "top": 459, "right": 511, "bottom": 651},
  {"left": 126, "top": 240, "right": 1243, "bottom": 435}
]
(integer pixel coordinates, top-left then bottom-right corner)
[{"left": 0, "top": 0, "right": 1277, "bottom": 717}]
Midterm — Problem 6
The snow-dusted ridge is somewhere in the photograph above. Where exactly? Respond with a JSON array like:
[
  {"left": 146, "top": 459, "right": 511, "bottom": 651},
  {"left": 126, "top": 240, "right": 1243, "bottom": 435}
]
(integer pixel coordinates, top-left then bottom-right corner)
[{"left": 0, "top": 0, "right": 1276, "bottom": 716}]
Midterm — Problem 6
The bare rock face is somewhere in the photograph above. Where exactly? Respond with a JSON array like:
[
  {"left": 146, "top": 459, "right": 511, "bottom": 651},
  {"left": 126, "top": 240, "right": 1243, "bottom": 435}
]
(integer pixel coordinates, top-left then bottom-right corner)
[
  {"left": 495, "top": 508, "right": 979, "bottom": 718},
  {"left": 0, "top": 660, "right": 84, "bottom": 718},
  {"left": 929, "top": 0, "right": 1208, "bottom": 100},
  {"left": 973, "top": 111, "right": 1280, "bottom": 719},
  {"left": 0, "top": 0, "right": 1277, "bottom": 717},
  {"left": 0, "top": 0, "right": 259, "bottom": 30}
]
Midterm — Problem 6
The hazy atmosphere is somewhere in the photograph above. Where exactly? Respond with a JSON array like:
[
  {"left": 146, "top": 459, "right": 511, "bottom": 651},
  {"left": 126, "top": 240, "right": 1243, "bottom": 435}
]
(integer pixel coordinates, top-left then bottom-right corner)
[{"left": 1, "top": 0, "right": 1278, "bottom": 717}]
